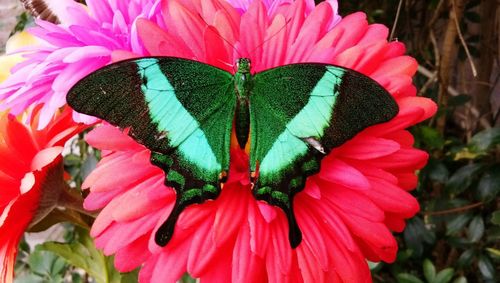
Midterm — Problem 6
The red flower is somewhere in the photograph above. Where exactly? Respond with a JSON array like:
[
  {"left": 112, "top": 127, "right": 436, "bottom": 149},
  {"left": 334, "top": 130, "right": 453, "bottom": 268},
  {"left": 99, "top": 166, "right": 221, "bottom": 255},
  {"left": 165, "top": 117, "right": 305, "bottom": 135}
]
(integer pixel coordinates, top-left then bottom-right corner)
[{"left": 0, "top": 108, "right": 83, "bottom": 282}]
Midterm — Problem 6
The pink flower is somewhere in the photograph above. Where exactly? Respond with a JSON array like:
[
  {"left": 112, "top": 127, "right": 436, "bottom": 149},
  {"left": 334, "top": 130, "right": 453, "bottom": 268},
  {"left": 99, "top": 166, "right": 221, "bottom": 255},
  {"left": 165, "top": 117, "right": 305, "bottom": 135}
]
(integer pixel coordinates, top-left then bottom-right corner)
[
  {"left": 0, "top": 0, "right": 163, "bottom": 129},
  {"left": 81, "top": 0, "right": 437, "bottom": 282},
  {"left": 229, "top": 0, "right": 340, "bottom": 21},
  {"left": 0, "top": 108, "right": 84, "bottom": 283}
]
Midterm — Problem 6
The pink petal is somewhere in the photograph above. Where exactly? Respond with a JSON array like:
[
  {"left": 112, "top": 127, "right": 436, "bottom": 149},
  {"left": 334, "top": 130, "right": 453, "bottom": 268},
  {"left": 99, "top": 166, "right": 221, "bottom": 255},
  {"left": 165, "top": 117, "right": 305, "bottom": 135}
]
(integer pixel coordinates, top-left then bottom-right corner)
[
  {"left": 187, "top": 219, "right": 218, "bottom": 276},
  {"left": 114, "top": 234, "right": 152, "bottom": 272},
  {"left": 212, "top": 186, "right": 247, "bottom": 246},
  {"left": 320, "top": 158, "right": 371, "bottom": 190},
  {"left": 62, "top": 46, "right": 111, "bottom": 63},
  {"left": 136, "top": 18, "right": 193, "bottom": 58},
  {"left": 85, "top": 125, "right": 144, "bottom": 152},
  {"left": 248, "top": 200, "right": 271, "bottom": 257},
  {"left": 164, "top": 0, "right": 207, "bottom": 60},
  {"left": 286, "top": 1, "right": 332, "bottom": 63},
  {"left": 232, "top": 225, "right": 266, "bottom": 283},
  {"left": 322, "top": 186, "right": 385, "bottom": 222},
  {"left": 363, "top": 176, "right": 420, "bottom": 218},
  {"left": 268, "top": 215, "right": 292, "bottom": 274},
  {"left": 337, "top": 136, "right": 400, "bottom": 160},
  {"left": 150, "top": 242, "right": 189, "bottom": 283}
]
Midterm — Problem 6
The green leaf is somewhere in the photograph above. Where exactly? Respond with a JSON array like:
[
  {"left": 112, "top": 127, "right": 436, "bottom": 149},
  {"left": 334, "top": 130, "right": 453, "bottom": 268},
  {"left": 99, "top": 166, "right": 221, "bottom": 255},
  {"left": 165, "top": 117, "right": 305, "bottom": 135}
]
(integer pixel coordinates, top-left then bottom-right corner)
[
  {"left": 445, "top": 164, "right": 483, "bottom": 195},
  {"left": 467, "top": 216, "right": 484, "bottom": 242},
  {"left": 81, "top": 154, "right": 98, "bottom": 180},
  {"left": 434, "top": 268, "right": 454, "bottom": 283},
  {"left": 485, "top": 248, "right": 500, "bottom": 260},
  {"left": 492, "top": 210, "right": 500, "bottom": 226},
  {"left": 72, "top": 273, "right": 84, "bottom": 283},
  {"left": 470, "top": 128, "right": 500, "bottom": 152},
  {"left": 11, "top": 13, "right": 33, "bottom": 35},
  {"left": 38, "top": 227, "right": 122, "bottom": 283},
  {"left": 456, "top": 249, "right": 475, "bottom": 267},
  {"left": 28, "top": 250, "right": 66, "bottom": 280},
  {"left": 477, "top": 255, "right": 495, "bottom": 280},
  {"left": 447, "top": 213, "right": 473, "bottom": 235},
  {"left": 120, "top": 270, "right": 140, "bottom": 283},
  {"left": 64, "top": 154, "right": 82, "bottom": 167},
  {"left": 396, "top": 273, "right": 425, "bottom": 283},
  {"left": 452, "top": 147, "right": 481, "bottom": 160},
  {"left": 477, "top": 166, "right": 500, "bottom": 201},
  {"left": 404, "top": 217, "right": 435, "bottom": 257},
  {"left": 416, "top": 126, "right": 445, "bottom": 149},
  {"left": 14, "top": 273, "right": 45, "bottom": 283},
  {"left": 423, "top": 259, "right": 436, "bottom": 282},
  {"left": 368, "top": 261, "right": 381, "bottom": 270},
  {"left": 487, "top": 226, "right": 500, "bottom": 242},
  {"left": 396, "top": 249, "right": 414, "bottom": 262},
  {"left": 448, "top": 94, "right": 471, "bottom": 107},
  {"left": 180, "top": 273, "right": 197, "bottom": 283},
  {"left": 426, "top": 159, "right": 449, "bottom": 183},
  {"left": 452, "top": 276, "right": 467, "bottom": 283}
]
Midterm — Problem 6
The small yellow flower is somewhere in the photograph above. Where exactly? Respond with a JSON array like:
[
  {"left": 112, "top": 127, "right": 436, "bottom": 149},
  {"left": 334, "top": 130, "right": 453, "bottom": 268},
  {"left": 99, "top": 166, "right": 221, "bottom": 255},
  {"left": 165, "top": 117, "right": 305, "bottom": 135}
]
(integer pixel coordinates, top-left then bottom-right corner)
[{"left": 0, "top": 31, "right": 38, "bottom": 83}]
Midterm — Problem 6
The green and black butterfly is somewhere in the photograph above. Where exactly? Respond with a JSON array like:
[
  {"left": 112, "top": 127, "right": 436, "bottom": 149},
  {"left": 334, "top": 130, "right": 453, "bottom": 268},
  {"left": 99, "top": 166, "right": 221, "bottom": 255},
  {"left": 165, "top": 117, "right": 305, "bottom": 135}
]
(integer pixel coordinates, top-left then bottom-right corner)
[{"left": 67, "top": 57, "right": 398, "bottom": 248}]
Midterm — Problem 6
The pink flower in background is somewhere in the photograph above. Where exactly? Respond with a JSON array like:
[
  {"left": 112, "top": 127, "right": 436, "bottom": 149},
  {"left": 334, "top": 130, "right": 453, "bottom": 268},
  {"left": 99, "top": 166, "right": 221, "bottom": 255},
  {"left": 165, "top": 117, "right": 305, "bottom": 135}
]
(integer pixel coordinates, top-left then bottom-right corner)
[
  {"left": 0, "top": 108, "right": 83, "bottom": 283},
  {"left": 0, "top": 0, "right": 163, "bottom": 128},
  {"left": 81, "top": 0, "right": 437, "bottom": 282},
  {"left": 0, "top": 0, "right": 337, "bottom": 130}
]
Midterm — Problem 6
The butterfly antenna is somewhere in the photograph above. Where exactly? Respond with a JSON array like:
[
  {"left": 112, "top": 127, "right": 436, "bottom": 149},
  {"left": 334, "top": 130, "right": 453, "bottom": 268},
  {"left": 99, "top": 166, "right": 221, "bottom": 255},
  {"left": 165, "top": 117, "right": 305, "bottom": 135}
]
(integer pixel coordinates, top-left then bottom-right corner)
[
  {"left": 217, "top": 59, "right": 236, "bottom": 69},
  {"left": 247, "top": 18, "right": 292, "bottom": 57},
  {"left": 196, "top": 13, "right": 243, "bottom": 60}
]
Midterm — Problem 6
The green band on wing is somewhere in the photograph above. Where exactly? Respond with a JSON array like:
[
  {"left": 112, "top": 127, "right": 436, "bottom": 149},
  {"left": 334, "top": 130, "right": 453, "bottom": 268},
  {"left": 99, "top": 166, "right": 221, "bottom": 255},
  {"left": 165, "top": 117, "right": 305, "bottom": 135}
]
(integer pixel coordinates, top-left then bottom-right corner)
[
  {"left": 259, "top": 67, "right": 344, "bottom": 177},
  {"left": 137, "top": 59, "right": 221, "bottom": 174},
  {"left": 286, "top": 67, "right": 343, "bottom": 137}
]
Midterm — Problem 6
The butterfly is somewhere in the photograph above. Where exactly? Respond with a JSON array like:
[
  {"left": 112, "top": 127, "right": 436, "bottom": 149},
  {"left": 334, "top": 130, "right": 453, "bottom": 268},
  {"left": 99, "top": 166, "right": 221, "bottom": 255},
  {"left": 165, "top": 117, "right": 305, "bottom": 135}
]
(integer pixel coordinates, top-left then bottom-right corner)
[{"left": 67, "top": 57, "right": 398, "bottom": 248}]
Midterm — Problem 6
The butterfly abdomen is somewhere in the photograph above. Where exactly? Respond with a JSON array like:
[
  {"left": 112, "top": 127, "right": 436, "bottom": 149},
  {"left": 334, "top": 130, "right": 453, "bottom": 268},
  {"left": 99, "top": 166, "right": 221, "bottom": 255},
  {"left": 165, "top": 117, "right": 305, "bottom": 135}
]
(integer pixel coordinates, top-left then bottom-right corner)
[
  {"left": 235, "top": 98, "right": 250, "bottom": 149},
  {"left": 233, "top": 59, "right": 253, "bottom": 149}
]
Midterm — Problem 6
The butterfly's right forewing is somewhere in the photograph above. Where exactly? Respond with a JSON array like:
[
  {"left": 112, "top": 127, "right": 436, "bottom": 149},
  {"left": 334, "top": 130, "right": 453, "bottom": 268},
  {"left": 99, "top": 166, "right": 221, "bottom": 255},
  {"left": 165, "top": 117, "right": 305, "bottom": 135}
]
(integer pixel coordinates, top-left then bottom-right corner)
[{"left": 249, "top": 63, "right": 399, "bottom": 247}]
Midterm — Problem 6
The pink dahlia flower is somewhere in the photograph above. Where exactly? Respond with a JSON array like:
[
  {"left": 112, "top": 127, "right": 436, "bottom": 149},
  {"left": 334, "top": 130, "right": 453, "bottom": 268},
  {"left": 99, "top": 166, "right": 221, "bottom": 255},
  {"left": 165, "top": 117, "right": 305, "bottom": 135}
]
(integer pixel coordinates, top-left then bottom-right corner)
[
  {"left": 0, "top": 107, "right": 84, "bottom": 283},
  {"left": 81, "top": 0, "right": 437, "bottom": 282},
  {"left": 0, "top": 0, "right": 163, "bottom": 129}
]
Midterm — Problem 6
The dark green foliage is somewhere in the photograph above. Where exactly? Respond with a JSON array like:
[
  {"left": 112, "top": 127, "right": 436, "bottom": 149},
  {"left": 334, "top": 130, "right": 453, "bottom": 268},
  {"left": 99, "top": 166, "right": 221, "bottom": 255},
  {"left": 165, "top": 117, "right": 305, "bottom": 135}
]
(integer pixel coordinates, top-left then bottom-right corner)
[{"left": 338, "top": 1, "right": 499, "bottom": 282}]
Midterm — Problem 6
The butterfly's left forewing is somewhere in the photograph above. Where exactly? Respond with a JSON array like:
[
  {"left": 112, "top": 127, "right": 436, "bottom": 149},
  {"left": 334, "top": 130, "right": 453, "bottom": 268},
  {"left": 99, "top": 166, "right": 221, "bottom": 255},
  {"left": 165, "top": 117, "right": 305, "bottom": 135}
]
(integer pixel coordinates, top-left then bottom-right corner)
[
  {"left": 249, "top": 64, "right": 398, "bottom": 247},
  {"left": 67, "top": 57, "right": 235, "bottom": 246}
]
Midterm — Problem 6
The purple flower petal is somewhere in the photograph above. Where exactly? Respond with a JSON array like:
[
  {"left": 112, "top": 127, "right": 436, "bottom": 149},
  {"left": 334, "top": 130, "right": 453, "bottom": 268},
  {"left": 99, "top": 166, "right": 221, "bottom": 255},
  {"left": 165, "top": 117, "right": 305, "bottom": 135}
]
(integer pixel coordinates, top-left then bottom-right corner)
[
  {"left": 0, "top": 0, "right": 161, "bottom": 128},
  {"left": 62, "top": 46, "right": 111, "bottom": 63}
]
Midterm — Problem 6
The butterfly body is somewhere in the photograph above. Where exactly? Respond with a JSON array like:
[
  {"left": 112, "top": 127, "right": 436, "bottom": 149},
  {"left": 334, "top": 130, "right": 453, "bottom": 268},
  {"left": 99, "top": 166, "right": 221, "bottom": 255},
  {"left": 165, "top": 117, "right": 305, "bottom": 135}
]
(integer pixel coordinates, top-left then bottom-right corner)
[
  {"left": 233, "top": 58, "right": 253, "bottom": 150},
  {"left": 67, "top": 57, "right": 398, "bottom": 248}
]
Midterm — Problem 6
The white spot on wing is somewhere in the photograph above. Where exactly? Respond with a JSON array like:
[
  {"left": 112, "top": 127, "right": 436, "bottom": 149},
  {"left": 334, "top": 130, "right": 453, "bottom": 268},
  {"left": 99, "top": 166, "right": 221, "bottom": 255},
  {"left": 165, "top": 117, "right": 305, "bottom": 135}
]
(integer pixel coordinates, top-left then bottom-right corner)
[{"left": 302, "top": 137, "right": 326, "bottom": 154}]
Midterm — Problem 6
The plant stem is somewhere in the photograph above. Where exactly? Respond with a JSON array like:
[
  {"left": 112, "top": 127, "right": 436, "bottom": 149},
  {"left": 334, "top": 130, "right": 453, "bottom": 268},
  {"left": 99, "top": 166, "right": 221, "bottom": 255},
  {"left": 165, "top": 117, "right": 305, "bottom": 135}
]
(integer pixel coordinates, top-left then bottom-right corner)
[{"left": 423, "top": 202, "right": 484, "bottom": 216}]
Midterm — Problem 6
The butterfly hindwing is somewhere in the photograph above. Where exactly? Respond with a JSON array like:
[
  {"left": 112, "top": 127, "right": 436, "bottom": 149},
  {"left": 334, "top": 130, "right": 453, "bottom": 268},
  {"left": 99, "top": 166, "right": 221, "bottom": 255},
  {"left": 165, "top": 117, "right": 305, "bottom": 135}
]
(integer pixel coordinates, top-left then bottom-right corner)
[
  {"left": 249, "top": 64, "right": 398, "bottom": 247},
  {"left": 67, "top": 57, "right": 235, "bottom": 246}
]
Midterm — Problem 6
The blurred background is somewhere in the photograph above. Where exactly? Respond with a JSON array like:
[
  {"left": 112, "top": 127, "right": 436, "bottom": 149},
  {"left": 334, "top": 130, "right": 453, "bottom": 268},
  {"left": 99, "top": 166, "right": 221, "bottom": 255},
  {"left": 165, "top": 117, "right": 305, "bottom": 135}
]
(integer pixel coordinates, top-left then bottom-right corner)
[{"left": 0, "top": 0, "right": 499, "bottom": 282}]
